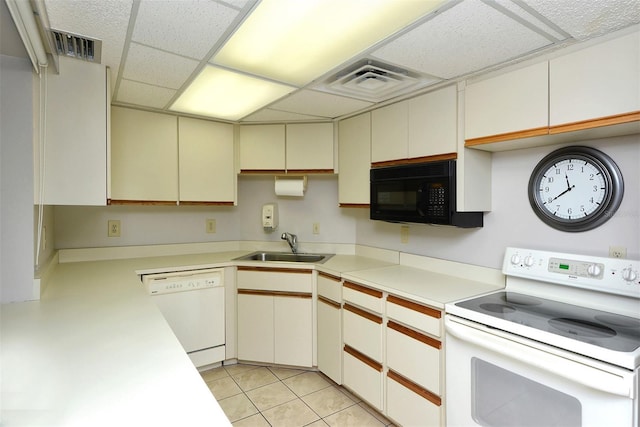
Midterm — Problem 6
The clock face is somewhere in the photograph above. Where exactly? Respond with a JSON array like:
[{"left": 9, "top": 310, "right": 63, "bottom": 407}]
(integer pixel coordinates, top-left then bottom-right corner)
[{"left": 528, "top": 146, "right": 624, "bottom": 232}]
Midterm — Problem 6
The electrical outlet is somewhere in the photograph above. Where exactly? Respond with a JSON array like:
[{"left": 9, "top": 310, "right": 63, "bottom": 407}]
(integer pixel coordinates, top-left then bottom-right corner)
[
  {"left": 609, "top": 246, "right": 627, "bottom": 258},
  {"left": 206, "top": 219, "right": 216, "bottom": 234},
  {"left": 400, "top": 225, "right": 409, "bottom": 243},
  {"left": 108, "top": 220, "right": 121, "bottom": 237},
  {"left": 312, "top": 223, "right": 320, "bottom": 235}
]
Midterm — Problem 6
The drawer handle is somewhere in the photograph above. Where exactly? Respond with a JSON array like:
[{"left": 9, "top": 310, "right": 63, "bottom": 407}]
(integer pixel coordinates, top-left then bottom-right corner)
[
  {"left": 344, "top": 345, "right": 382, "bottom": 372},
  {"left": 387, "top": 295, "right": 441, "bottom": 319},
  {"left": 344, "top": 303, "right": 383, "bottom": 324},
  {"left": 388, "top": 369, "right": 441, "bottom": 407},
  {"left": 388, "top": 321, "right": 441, "bottom": 350},
  {"left": 318, "top": 295, "right": 341, "bottom": 309},
  {"left": 343, "top": 281, "right": 383, "bottom": 298}
]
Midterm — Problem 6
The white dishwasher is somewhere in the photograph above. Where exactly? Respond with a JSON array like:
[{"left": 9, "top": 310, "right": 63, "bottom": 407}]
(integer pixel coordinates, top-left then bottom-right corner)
[{"left": 142, "top": 268, "right": 225, "bottom": 368}]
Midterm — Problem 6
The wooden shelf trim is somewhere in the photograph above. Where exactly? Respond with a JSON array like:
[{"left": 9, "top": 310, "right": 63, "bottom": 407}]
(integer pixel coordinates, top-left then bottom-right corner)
[
  {"left": 344, "top": 303, "right": 383, "bottom": 324},
  {"left": 388, "top": 320, "right": 441, "bottom": 350},
  {"left": 339, "top": 203, "right": 370, "bottom": 208},
  {"left": 178, "top": 201, "right": 235, "bottom": 206},
  {"left": 464, "top": 127, "right": 549, "bottom": 147},
  {"left": 387, "top": 369, "right": 441, "bottom": 407},
  {"left": 343, "top": 281, "right": 383, "bottom": 299},
  {"left": 371, "top": 152, "right": 457, "bottom": 168},
  {"left": 318, "top": 295, "right": 341, "bottom": 309},
  {"left": 108, "top": 199, "right": 178, "bottom": 206},
  {"left": 387, "top": 295, "right": 441, "bottom": 319},
  {"left": 240, "top": 169, "right": 286, "bottom": 174},
  {"left": 318, "top": 271, "right": 341, "bottom": 282},
  {"left": 344, "top": 345, "right": 383, "bottom": 372},
  {"left": 549, "top": 111, "right": 640, "bottom": 134},
  {"left": 237, "top": 266, "right": 313, "bottom": 274},
  {"left": 238, "top": 289, "right": 311, "bottom": 299},
  {"left": 286, "top": 169, "right": 335, "bottom": 174}
]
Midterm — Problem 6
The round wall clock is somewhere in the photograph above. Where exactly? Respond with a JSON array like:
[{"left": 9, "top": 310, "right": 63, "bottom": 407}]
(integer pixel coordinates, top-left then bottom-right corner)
[{"left": 528, "top": 146, "right": 624, "bottom": 232}]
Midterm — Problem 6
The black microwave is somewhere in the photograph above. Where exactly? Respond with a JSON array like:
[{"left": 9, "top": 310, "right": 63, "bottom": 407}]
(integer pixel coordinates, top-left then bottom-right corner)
[{"left": 370, "top": 160, "right": 483, "bottom": 228}]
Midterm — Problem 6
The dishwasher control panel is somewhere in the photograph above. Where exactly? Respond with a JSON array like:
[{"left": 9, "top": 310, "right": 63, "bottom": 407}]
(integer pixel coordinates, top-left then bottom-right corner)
[{"left": 142, "top": 268, "right": 224, "bottom": 295}]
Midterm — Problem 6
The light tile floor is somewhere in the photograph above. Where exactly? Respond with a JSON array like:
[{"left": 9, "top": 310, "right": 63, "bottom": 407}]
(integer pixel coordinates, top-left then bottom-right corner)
[{"left": 201, "top": 363, "right": 394, "bottom": 426}]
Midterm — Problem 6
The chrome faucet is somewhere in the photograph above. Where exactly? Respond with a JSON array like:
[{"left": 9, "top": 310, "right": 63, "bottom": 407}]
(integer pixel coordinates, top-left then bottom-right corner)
[{"left": 281, "top": 232, "right": 298, "bottom": 254}]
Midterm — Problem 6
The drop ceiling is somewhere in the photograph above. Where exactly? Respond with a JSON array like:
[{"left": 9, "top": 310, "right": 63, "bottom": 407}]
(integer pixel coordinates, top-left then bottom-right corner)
[{"left": 32, "top": 0, "right": 640, "bottom": 123}]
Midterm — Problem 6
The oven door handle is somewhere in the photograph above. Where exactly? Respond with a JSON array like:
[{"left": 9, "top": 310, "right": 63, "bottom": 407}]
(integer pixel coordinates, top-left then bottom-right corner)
[{"left": 445, "top": 316, "right": 634, "bottom": 398}]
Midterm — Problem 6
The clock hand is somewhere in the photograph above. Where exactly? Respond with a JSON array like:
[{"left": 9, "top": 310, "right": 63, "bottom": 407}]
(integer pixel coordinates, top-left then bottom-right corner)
[
  {"left": 565, "top": 173, "right": 571, "bottom": 189},
  {"left": 550, "top": 184, "right": 575, "bottom": 202}
]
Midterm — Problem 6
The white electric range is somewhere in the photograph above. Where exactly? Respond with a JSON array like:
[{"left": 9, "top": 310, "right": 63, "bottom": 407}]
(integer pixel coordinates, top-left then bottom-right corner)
[{"left": 445, "top": 247, "right": 640, "bottom": 427}]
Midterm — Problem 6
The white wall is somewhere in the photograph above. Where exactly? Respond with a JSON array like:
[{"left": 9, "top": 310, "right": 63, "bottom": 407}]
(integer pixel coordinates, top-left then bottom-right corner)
[
  {"left": 54, "top": 175, "right": 357, "bottom": 251},
  {"left": 356, "top": 135, "right": 640, "bottom": 268},
  {"left": 0, "top": 55, "right": 35, "bottom": 302}
]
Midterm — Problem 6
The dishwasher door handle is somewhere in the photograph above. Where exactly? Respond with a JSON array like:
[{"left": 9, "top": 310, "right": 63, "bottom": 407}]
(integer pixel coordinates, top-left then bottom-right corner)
[{"left": 445, "top": 316, "right": 635, "bottom": 398}]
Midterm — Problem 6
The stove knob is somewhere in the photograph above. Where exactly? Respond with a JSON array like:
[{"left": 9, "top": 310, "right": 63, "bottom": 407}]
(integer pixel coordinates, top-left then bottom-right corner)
[
  {"left": 524, "top": 256, "right": 535, "bottom": 267},
  {"left": 510, "top": 254, "right": 521, "bottom": 265},
  {"left": 622, "top": 268, "right": 638, "bottom": 283},
  {"left": 587, "top": 264, "right": 602, "bottom": 277}
]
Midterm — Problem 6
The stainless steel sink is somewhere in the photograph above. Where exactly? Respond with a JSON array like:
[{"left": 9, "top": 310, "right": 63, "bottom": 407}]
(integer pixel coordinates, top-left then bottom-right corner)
[{"left": 234, "top": 251, "right": 333, "bottom": 263}]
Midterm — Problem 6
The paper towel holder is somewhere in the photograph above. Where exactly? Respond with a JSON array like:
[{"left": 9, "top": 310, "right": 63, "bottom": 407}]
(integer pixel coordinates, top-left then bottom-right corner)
[{"left": 274, "top": 175, "right": 307, "bottom": 197}]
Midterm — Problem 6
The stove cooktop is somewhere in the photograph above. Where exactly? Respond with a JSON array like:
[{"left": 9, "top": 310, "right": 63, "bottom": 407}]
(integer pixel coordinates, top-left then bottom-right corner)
[{"left": 456, "top": 291, "right": 640, "bottom": 353}]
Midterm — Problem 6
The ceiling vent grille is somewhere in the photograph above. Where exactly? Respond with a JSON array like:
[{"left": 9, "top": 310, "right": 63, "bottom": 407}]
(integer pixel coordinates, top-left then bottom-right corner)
[
  {"left": 51, "top": 30, "right": 102, "bottom": 63},
  {"left": 317, "top": 59, "right": 440, "bottom": 102}
]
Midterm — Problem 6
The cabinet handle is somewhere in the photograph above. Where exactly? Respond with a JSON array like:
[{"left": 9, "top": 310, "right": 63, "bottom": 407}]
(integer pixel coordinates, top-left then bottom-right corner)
[
  {"left": 238, "top": 289, "right": 311, "bottom": 298},
  {"left": 387, "top": 369, "right": 441, "bottom": 407},
  {"left": 318, "top": 295, "right": 341, "bottom": 309},
  {"left": 343, "top": 281, "right": 382, "bottom": 298},
  {"left": 388, "top": 320, "right": 441, "bottom": 350},
  {"left": 344, "top": 303, "right": 383, "bottom": 324},
  {"left": 387, "top": 295, "right": 441, "bottom": 319},
  {"left": 344, "top": 345, "right": 382, "bottom": 372},
  {"left": 318, "top": 271, "right": 341, "bottom": 282}
]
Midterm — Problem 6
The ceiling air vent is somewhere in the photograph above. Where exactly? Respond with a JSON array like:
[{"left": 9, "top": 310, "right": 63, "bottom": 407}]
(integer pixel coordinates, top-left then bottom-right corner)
[
  {"left": 317, "top": 59, "right": 440, "bottom": 102},
  {"left": 51, "top": 30, "right": 102, "bottom": 63}
]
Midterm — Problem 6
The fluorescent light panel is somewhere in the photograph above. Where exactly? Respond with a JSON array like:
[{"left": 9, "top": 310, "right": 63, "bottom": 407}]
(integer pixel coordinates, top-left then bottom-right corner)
[
  {"left": 213, "top": 0, "right": 446, "bottom": 86},
  {"left": 170, "top": 65, "right": 295, "bottom": 120}
]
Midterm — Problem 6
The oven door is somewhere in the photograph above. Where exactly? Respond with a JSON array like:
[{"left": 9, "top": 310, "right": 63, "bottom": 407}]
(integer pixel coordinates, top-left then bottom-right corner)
[{"left": 445, "top": 315, "right": 638, "bottom": 427}]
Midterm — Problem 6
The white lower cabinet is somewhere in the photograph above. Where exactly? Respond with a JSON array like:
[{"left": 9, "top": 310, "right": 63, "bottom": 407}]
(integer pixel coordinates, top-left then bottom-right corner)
[
  {"left": 236, "top": 267, "right": 313, "bottom": 367},
  {"left": 317, "top": 272, "right": 342, "bottom": 384},
  {"left": 386, "top": 371, "right": 441, "bottom": 427},
  {"left": 343, "top": 346, "right": 384, "bottom": 411}
]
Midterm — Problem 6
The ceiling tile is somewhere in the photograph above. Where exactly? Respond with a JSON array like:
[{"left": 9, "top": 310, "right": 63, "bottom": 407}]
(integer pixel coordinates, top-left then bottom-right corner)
[
  {"left": 523, "top": 0, "right": 640, "bottom": 40},
  {"left": 371, "top": 0, "right": 553, "bottom": 79},
  {"left": 269, "top": 90, "right": 373, "bottom": 118},
  {"left": 123, "top": 43, "right": 199, "bottom": 89},
  {"left": 132, "top": 0, "right": 240, "bottom": 59},
  {"left": 241, "top": 109, "right": 327, "bottom": 122},
  {"left": 115, "top": 79, "right": 176, "bottom": 109}
]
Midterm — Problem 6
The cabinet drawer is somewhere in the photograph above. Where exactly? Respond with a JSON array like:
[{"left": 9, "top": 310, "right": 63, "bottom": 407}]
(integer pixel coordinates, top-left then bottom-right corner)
[
  {"left": 343, "top": 346, "right": 384, "bottom": 411},
  {"left": 386, "top": 295, "right": 442, "bottom": 337},
  {"left": 386, "top": 321, "right": 441, "bottom": 395},
  {"left": 237, "top": 267, "right": 312, "bottom": 293},
  {"left": 343, "top": 281, "right": 383, "bottom": 313},
  {"left": 386, "top": 371, "right": 441, "bottom": 427},
  {"left": 343, "top": 303, "right": 383, "bottom": 362},
  {"left": 318, "top": 272, "right": 341, "bottom": 303}
]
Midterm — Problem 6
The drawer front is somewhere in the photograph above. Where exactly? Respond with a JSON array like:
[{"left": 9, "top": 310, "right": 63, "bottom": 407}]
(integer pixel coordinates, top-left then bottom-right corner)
[
  {"left": 237, "top": 267, "right": 312, "bottom": 293},
  {"left": 386, "top": 322, "right": 441, "bottom": 395},
  {"left": 318, "top": 272, "right": 342, "bottom": 303},
  {"left": 343, "top": 304, "right": 383, "bottom": 362},
  {"left": 343, "top": 281, "right": 383, "bottom": 313},
  {"left": 343, "top": 346, "right": 384, "bottom": 411},
  {"left": 386, "top": 295, "right": 442, "bottom": 337},
  {"left": 386, "top": 371, "right": 441, "bottom": 427}
]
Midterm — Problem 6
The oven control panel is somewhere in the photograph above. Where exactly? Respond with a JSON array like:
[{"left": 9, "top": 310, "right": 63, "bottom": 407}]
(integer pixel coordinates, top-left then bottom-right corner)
[{"left": 503, "top": 247, "right": 639, "bottom": 298}]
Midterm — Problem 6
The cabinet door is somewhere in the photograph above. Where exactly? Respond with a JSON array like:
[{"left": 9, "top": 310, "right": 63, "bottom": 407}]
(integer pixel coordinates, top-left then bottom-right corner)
[
  {"left": 408, "top": 85, "right": 457, "bottom": 159},
  {"left": 42, "top": 57, "right": 108, "bottom": 205},
  {"left": 111, "top": 107, "right": 178, "bottom": 202},
  {"left": 371, "top": 101, "right": 408, "bottom": 163},
  {"left": 386, "top": 372, "right": 441, "bottom": 427},
  {"left": 237, "top": 293, "right": 274, "bottom": 363},
  {"left": 550, "top": 31, "right": 640, "bottom": 127},
  {"left": 178, "top": 117, "right": 235, "bottom": 203},
  {"left": 275, "top": 295, "right": 313, "bottom": 367},
  {"left": 286, "top": 123, "right": 334, "bottom": 172},
  {"left": 239, "top": 124, "right": 285, "bottom": 172},
  {"left": 317, "top": 298, "right": 342, "bottom": 384},
  {"left": 343, "top": 346, "right": 384, "bottom": 411},
  {"left": 338, "top": 113, "right": 371, "bottom": 206},
  {"left": 465, "top": 62, "right": 548, "bottom": 141}
]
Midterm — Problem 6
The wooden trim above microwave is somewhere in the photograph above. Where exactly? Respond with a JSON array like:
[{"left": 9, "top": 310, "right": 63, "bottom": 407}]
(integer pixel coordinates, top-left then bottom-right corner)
[{"left": 371, "top": 152, "right": 457, "bottom": 168}]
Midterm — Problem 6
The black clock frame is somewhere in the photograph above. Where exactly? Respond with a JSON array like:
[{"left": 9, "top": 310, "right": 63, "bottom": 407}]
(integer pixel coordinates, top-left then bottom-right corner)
[{"left": 528, "top": 146, "right": 624, "bottom": 232}]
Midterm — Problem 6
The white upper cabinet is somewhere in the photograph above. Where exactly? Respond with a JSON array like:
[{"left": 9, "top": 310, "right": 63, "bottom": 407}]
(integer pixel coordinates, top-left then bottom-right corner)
[
  {"left": 111, "top": 107, "right": 178, "bottom": 203},
  {"left": 239, "top": 124, "right": 286, "bottom": 172},
  {"left": 286, "top": 123, "right": 334, "bottom": 172},
  {"left": 338, "top": 112, "right": 371, "bottom": 206},
  {"left": 408, "top": 85, "right": 458, "bottom": 158},
  {"left": 41, "top": 57, "right": 109, "bottom": 205},
  {"left": 464, "top": 61, "right": 549, "bottom": 142},
  {"left": 178, "top": 117, "right": 235, "bottom": 204},
  {"left": 371, "top": 102, "right": 408, "bottom": 163},
  {"left": 549, "top": 31, "right": 639, "bottom": 127}
]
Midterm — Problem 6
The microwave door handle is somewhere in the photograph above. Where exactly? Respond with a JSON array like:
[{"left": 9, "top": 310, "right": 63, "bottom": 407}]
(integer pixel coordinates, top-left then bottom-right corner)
[{"left": 445, "top": 317, "right": 634, "bottom": 398}]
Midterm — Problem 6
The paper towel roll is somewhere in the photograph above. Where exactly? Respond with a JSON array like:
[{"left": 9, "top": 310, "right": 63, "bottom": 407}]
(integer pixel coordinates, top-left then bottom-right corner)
[{"left": 275, "top": 177, "right": 306, "bottom": 197}]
